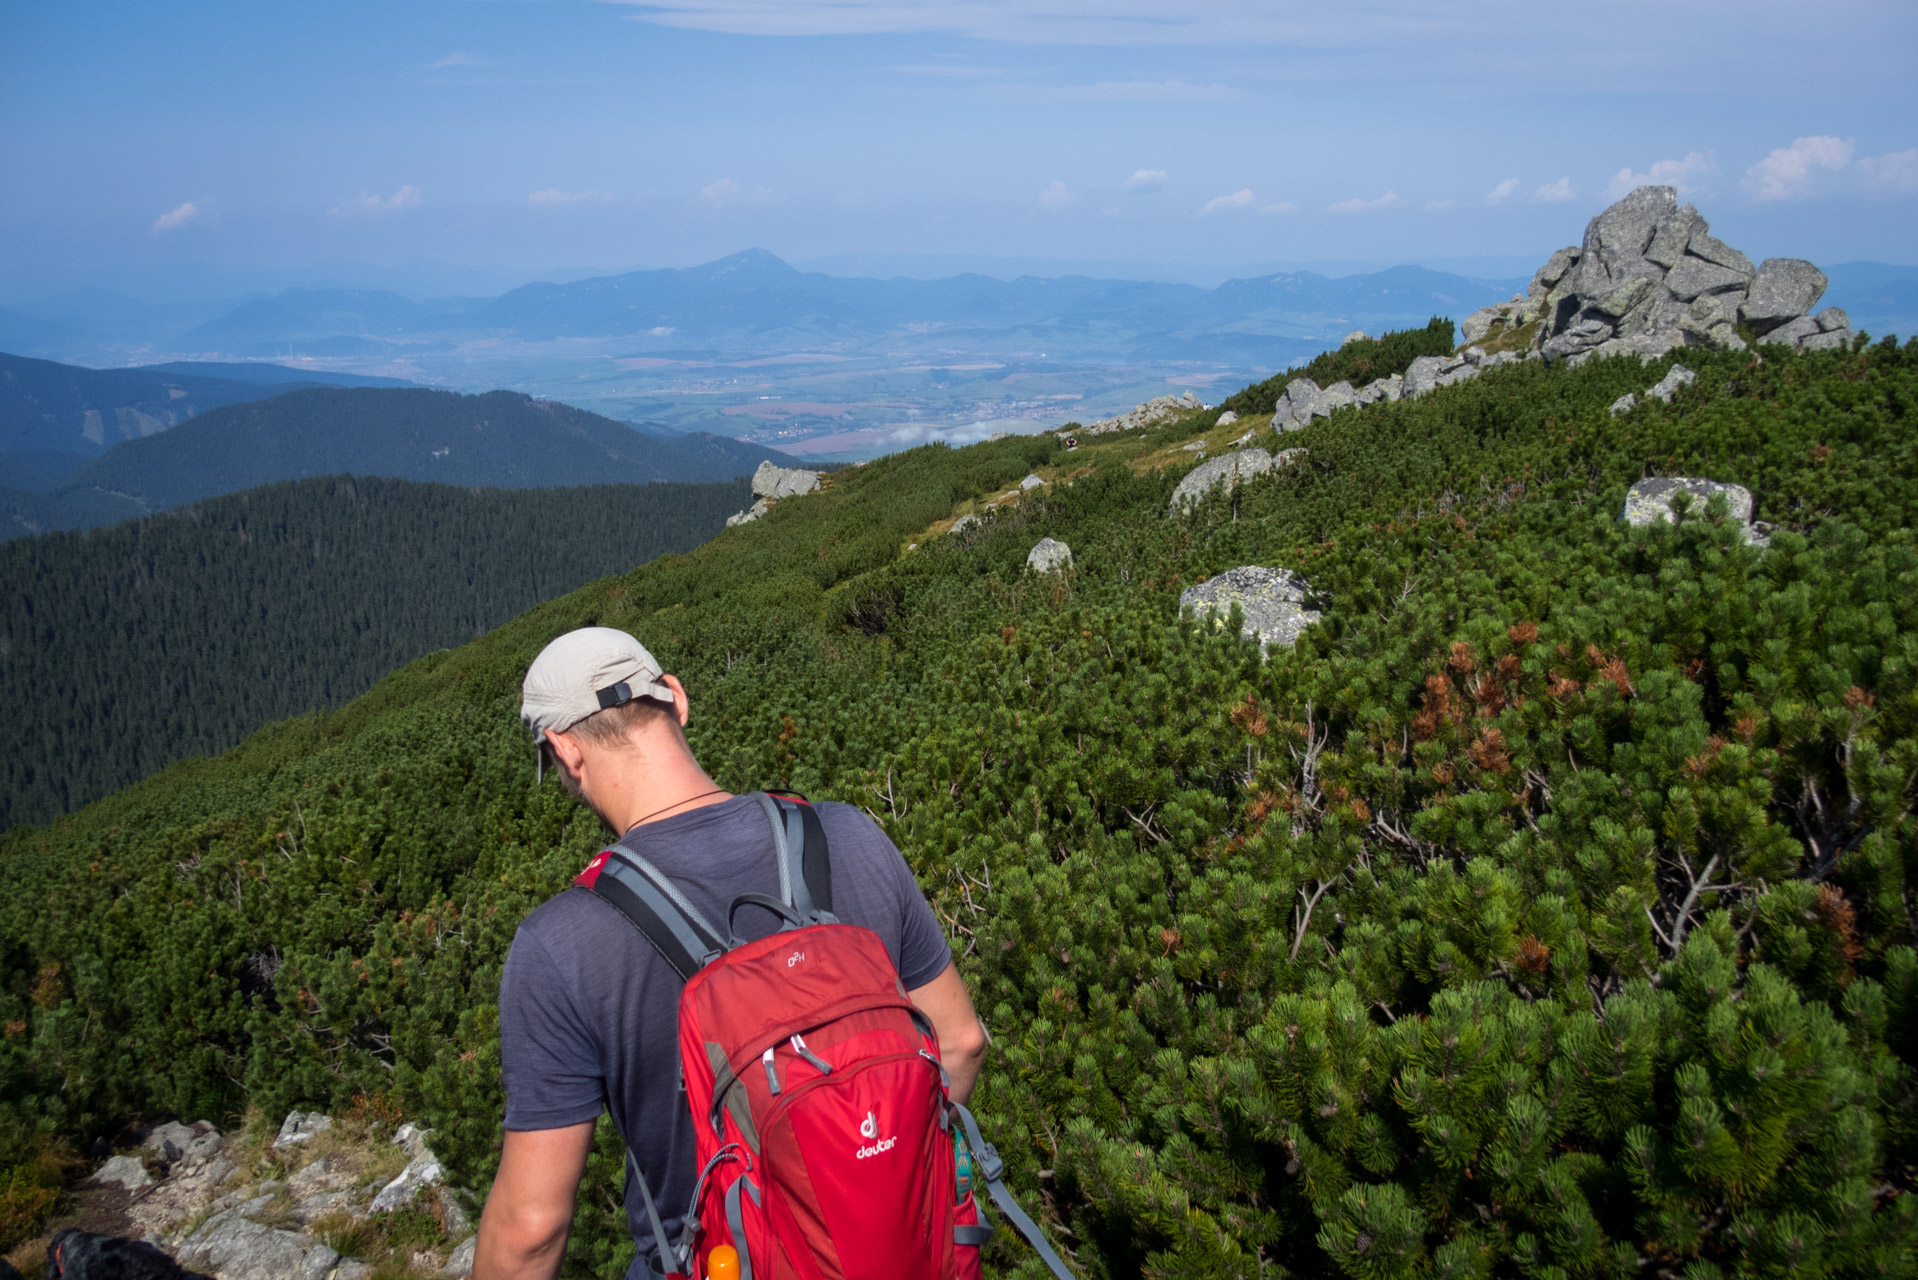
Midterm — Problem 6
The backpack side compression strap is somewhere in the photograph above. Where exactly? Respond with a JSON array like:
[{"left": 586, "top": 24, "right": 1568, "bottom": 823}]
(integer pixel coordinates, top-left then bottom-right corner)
[{"left": 952, "top": 1103, "right": 1076, "bottom": 1280}]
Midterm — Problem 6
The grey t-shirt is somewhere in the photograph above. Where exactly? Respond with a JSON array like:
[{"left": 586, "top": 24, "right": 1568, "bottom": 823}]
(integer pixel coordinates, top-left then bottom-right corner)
[{"left": 497, "top": 794, "right": 952, "bottom": 1271}]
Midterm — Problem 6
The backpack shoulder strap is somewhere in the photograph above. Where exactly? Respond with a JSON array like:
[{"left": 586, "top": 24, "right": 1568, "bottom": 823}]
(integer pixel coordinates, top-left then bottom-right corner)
[
  {"left": 757, "top": 791, "right": 833, "bottom": 919},
  {"left": 574, "top": 843, "right": 726, "bottom": 982},
  {"left": 952, "top": 1102, "right": 1076, "bottom": 1280}
]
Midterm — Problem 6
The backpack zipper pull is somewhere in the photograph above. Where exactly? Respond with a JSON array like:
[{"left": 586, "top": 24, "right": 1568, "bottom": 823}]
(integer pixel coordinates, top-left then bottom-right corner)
[
  {"left": 761, "top": 1046, "right": 781, "bottom": 1096},
  {"left": 789, "top": 1033, "right": 834, "bottom": 1074}
]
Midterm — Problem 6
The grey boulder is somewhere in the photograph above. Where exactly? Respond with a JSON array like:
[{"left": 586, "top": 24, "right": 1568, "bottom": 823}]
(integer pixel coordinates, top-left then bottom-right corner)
[
  {"left": 1019, "top": 473, "right": 1047, "bottom": 490},
  {"left": 90, "top": 1155, "right": 154, "bottom": 1192},
  {"left": 370, "top": 1151, "right": 444, "bottom": 1214},
  {"left": 1215, "top": 410, "right": 1240, "bottom": 426},
  {"left": 1180, "top": 567, "right": 1321, "bottom": 652},
  {"left": 272, "top": 1113, "right": 331, "bottom": 1150},
  {"left": 1622, "top": 477, "right": 1765, "bottom": 545},
  {"left": 443, "top": 1236, "right": 479, "bottom": 1279},
  {"left": 1663, "top": 255, "right": 1751, "bottom": 301},
  {"left": 177, "top": 1214, "right": 320, "bottom": 1280},
  {"left": 751, "top": 461, "right": 822, "bottom": 500},
  {"left": 1645, "top": 364, "right": 1695, "bottom": 403},
  {"left": 1026, "top": 538, "right": 1072, "bottom": 574},
  {"left": 1169, "top": 448, "right": 1275, "bottom": 513},
  {"left": 1740, "top": 259, "right": 1828, "bottom": 332},
  {"left": 1609, "top": 393, "right": 1638, "bottom": 416}
]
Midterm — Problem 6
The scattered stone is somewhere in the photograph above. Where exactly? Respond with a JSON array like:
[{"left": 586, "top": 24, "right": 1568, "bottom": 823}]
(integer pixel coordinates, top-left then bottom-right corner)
[
  {"left": 443, "top": 1235, "right": 478, "bottom": 1279},
  {"left": 751, "top": 460, "right": 822, "bottom": 500},
  {"left": 303, "top": 1244, "right": 340, "bottom": 1277},
  {"left": 1169, "top": 448, "right": 1275, "bottom": 514},
  {"left": 273, "top": 1113, "right": 332, "bottom": 1150},
  {"left": 1215, "top": 410, "right": 1239, "bottom": 426},
  {"left": 1231, "top": 430, "right": 1254, "bottom": 447},
  {"left": 144, "top": 1122, "right": 203, "bottom": 1164},
  {"left": 1026, "top": 538, "right": 1072, "bottom": 574},
  {"left": 1621, "top": 477, "right": 1766, "bottom": 546},
  {"left": 370, "top": 1153, "right": 444, "bottom": 1215},
  {"left": 1813, "top": 306, "right": 1850, "bottom": 332},
  {"left": 439, "top": 1191, "right": 474, "bottom": 1242},
  {"left": 90, "top": 1155, "right": 154, "bottom": 1193},
  {"left": 1181, "top": 440, "right": 1208, "bottom": 452},
  {"left": 949, "top": 514, "right": 980, "bottom": 534},
  {"left": 1180, "top": 567, "right": 1321, "bottom": 652},
  {"left": 1645, "top": 364, "right": 1695, "bottom": 403},
  {"left": 1019, "top": 473, "right": 1046, "bottom": 490},
  {"left": 1609, "top": 393, "right": 1637, "bottom": 416}
]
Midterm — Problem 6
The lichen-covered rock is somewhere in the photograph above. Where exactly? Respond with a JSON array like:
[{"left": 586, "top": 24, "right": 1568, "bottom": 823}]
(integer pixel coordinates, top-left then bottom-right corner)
[
  {"left": 176, "top": 1214, "right": 315, "bottom": 1280},
  {"left": 725, "top": 497, "right": 771, "bottom": 527},
  {"left": 1019, "top": 473, "right": 1046, "bottom": 490},
  {"left": 1180, "top": 567, "right": 1321, "bottom": 652},
  {"left": 443, "top": 1236, "right": 478, "bottom": 1279},
  {"left": 1622, "top": 477, "right": 1766, "bottom": 545},
  {"left": 1740, "top": 259, "right": 1828, "bottom": 332},
  {"left": 1646, "top": 364, "right": 1695, "bottom": 403},
  {"left": 1082, "top": 391, "right": 1201, "bottom": 435},
  {"left": 1026, "top": 538, "right": 1072, "bottom": 574},
  {"left": 370, "top": 1153, "right": 444, "bottom": 1214},
  {"left": 948, "top": 514, "right": 980, "bottom": 534},
  {"left": 1610, "top": 393, "right": 1638, "bottom": 416},
  {"left": 90, "top": 1155, "right": 154, "bottom": 1193},
  {"left": 273, "top": 1113, "right": 332, "bottom": 1151},
  {"left": 751, "top": 461, "right": 822, "bottom": 500},
  {"left": 1215, "top": 410, "right": 1239, "bottom": 427},
  {"left": 1168, "top": 448, "right": 1274, "bottom": 513}
]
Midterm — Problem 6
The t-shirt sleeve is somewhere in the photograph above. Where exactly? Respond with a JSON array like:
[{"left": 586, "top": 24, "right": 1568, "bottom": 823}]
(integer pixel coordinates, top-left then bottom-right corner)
[
  {"left": 498, "top": 925, "right": 608, "bottom": 1131},
  {"left": 831, "top": 805, "right": 953, "bottom": 990}
]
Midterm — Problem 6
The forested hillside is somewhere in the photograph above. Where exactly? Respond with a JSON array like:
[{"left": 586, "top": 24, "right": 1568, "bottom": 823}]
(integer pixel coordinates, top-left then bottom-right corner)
[
  {"left": 1, "top": 473, "right": 750, "bottom": 830},
  {"left": 7, "top": 387, "right": 801, "bottom": 537},
  {"left": 3, "top": 333, "right": 1916, "bottom": 1278}
]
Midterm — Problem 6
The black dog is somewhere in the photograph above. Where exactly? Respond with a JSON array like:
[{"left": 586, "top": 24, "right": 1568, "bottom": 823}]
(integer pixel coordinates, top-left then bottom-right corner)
[
  {"left": 5, "top": 1253, "right": 24, "bottom": 1280},
  {"left": 43, "top": 1231, "right": 207, "bottom": 1280}
]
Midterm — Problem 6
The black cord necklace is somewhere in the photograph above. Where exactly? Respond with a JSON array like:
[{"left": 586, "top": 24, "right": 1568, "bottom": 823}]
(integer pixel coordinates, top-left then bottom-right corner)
[{"left": 624, "top": 787, "right": 728, "bottom": 833}]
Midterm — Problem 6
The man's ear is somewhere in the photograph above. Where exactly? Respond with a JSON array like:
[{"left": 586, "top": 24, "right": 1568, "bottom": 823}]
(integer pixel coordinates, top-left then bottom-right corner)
[
  {"left": 661, "top": 674, "right": 692, "bottom": 728},
  {"left": 546, "top": 728, "right": 588, "bottom": 776}
]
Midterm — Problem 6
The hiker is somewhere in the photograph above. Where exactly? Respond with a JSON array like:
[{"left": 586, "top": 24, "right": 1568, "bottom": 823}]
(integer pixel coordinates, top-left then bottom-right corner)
[{"left": 473, "top": 627, "right": 989, "bottom": 1280}]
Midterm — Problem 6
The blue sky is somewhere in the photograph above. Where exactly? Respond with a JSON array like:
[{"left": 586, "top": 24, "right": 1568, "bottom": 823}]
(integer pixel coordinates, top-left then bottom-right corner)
[{"left": 3, "top": 0, "right": 1915, "bottom": 298}]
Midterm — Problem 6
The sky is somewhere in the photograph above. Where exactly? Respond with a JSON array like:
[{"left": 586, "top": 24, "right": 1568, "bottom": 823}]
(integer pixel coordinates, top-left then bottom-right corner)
[{"left": 3, "top": 0, "right": 1916, "bottom": 300}]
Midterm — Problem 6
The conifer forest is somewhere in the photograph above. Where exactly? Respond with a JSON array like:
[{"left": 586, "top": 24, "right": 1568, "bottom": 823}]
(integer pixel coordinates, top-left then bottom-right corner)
[{"left": 3, "top": 331, "right": 1917, "bottom": 1278}]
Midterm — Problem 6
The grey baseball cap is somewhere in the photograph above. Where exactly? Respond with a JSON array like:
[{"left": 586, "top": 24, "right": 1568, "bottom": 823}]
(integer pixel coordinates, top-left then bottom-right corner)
[{"left": 520, "top": 627, "right": 676, "bottom": 780}]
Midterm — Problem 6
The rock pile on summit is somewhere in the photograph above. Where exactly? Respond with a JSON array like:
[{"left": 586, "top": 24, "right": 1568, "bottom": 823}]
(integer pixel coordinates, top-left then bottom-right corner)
[
  {"left": 1077, "top": 391, "right": 1203, "bottom": 436},
  {"left": 1463, "top": 185, "right": 1853, "bottom": 365}
]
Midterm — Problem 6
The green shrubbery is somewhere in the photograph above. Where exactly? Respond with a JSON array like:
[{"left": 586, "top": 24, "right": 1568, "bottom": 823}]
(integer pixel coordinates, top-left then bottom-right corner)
[{"left": 3, "top": 333, "right": 1916, "bottom": 1277}]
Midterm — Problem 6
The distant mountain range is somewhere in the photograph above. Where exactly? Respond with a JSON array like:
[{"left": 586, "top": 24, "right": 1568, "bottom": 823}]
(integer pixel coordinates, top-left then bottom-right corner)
[{"left": 2, "top": 382, "right": 801, "bottom": 539}]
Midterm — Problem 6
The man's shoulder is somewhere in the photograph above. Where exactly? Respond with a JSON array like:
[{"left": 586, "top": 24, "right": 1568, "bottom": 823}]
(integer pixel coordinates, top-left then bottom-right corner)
[{"left": 515, "top": 885, "right": 629, "bottom": 964}]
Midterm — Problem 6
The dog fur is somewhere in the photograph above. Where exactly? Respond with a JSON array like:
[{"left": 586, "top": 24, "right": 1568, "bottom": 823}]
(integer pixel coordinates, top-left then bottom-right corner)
[{"left": 43, "top": 1230, "right": 208, "bottom": 1280}]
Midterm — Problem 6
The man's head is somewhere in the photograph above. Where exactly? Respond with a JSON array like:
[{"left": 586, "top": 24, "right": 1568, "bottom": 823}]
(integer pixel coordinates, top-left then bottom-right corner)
[{"left": 520, "top": 628, "right": 697, "bottom": 821}]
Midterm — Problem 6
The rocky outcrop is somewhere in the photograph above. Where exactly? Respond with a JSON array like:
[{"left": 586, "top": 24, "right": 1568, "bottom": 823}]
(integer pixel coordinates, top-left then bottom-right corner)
[
  {"left": 727, "top": 461, "right": 825, "bottom": 526},
  {"left": 1622, "top": 477, "right": 1768, "bottom": 546},
  {"left": 1169, "top": 448, "right": 1275, "bottom": 513},
  {"left": 1026, "top": 538, "right": 1072, "bottom": 574},
  {"left": 1180, "top": 567, "right": 1321, "bottom": 651},
  {"left": 1019, "top": 474, "right": 1047, "bottom": 491},
  {"left": 1215, "top": 410, "right": 1240, "bottom": 427},
  {"left": 94, "top": 1113, "right": 477, "bottom": 1280},
  {"left": 1078, "top": 391, "right": 1202, "bottom": 436},
  {"left": 1462, "top": 186, "right": 1852, "bottom": 365}
]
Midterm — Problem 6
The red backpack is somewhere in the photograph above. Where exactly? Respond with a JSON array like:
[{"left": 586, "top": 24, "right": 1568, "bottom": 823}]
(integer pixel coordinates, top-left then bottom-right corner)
[{"left": 575, "top": 791, "right": 1073, "bottom": 1280}]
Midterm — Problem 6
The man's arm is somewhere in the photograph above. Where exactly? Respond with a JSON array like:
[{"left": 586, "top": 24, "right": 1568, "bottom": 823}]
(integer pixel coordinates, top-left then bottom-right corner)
[
  {"left": 473, "top": 1122, "right": 595, "bottom": 1280},
  {"left": 908, "top": 960, "right": 988, "bottom": 1104}
]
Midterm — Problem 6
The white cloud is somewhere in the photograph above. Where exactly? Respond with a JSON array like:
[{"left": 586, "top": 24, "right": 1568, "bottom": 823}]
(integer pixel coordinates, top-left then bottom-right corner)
[
  {"left": 1123, "top": 168, "right": 1167, "bottom": 193},
  {"left": 1038, "top": 179, "right": 1075, "bottom": 211},
  {"left": 1260, "top": 201, "right": 1295, "bottom": 214},
  {"left": 1859, "top": 148, "right": 1918, "bottom": 193},
  {"left": 328, "top": 185, "right": 422, "bottom": 217},
  {"left": 700, "top": 177, "right": 773, "bottom": 206},
  {"left": 1329, "top": 191, "right": 1400, "bottom": 213},
  {"left": 1485, "top": 178, "right": 1520, "bottom": 203},
  {"left": 1535, "top": 177, "right": 1573, "bottom": 202},
  {"left": 1605, "top": 152, "right": 1713, "bottom": 199},
  {"left": 1426, "top": 198, "right": 1456, "bottom": 211},
  {"left": 528, "top": 188, "right": 614, "bottom": 209},
  {"left": 1197, "top": 188, "right": 1253, "bottom": 215},
  {"left": 1742, "top": 135, "right": 1855, "bottom": 201},
  {"left": 431, "top": 51, "right": 478, "bottom": 68},
  {"left": 152, "top": 201, "right": 199, "bottom": 233}
]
